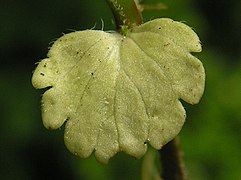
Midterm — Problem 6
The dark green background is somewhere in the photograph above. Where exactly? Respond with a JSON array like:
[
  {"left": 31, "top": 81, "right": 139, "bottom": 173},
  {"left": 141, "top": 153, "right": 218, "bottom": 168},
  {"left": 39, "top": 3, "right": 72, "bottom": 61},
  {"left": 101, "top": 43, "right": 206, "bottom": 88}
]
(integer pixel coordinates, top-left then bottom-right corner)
[{"left": 0, "top": 0, "right": 240, "bottom": 179}]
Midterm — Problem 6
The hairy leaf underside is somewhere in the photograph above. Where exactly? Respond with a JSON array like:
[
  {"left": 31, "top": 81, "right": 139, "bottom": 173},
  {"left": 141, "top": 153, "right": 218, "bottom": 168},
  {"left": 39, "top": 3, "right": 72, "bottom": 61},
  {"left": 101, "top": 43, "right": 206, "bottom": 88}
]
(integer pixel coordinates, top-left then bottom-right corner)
[{"left": 32, "top": 18, "right": 205, "bottom": 164}]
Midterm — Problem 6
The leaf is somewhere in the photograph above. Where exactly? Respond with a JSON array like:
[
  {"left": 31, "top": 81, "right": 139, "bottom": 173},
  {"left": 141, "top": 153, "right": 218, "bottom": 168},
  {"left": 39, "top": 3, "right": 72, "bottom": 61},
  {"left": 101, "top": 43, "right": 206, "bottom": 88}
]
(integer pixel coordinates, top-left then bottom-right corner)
[{"left": 32, "top": 18, "right": 205, "bottom": 164}]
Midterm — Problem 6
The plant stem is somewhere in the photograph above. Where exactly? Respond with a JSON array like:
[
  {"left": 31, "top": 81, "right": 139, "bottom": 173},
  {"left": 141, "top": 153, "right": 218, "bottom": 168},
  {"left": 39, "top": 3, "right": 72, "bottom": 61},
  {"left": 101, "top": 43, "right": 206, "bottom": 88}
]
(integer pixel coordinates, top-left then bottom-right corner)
[
  {"left": 105, "top": 0, "right": 142, "bottom": 32},
  {"left": 160, "top": 137, "right": 187, "bottom": 180},
  {"left": 105, "top": 1, "right": 187, "bottom": 179}
]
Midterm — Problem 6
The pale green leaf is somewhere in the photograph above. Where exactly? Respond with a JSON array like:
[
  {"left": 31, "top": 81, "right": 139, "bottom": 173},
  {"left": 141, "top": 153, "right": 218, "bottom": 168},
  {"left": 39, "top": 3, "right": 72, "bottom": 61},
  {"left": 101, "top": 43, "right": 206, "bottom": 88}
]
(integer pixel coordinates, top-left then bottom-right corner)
[{"left": 32, "top": 18, "right": 205, "bottom": 164}]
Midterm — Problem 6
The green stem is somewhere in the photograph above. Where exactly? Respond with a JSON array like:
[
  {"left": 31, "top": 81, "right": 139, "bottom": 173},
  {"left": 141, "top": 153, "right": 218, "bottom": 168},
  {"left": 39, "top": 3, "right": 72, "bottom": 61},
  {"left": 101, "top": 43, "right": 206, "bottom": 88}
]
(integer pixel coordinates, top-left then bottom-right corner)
[{"left": 105, "top": 0, "right": 143, "bottom": 33}]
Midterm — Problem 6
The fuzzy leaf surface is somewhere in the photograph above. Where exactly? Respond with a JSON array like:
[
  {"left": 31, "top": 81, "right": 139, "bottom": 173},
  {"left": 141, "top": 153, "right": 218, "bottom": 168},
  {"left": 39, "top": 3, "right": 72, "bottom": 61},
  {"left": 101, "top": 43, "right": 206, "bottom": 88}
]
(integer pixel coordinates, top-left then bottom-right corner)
[{"left": 32, "top": 18, "right": 205, "bottom": 164}]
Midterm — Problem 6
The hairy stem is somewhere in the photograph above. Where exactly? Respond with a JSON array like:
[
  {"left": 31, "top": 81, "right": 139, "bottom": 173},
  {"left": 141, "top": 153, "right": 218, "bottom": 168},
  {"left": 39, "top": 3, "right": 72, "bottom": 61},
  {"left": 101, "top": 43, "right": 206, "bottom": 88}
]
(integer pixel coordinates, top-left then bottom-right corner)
[
  {"left": 105, "top": 0, "right": 142, "bottom": 32},
  {"left": 105, "top": 1, "right": 188, "bottom": 179},
  {"left": 160, "top": 137, "right": 187, "bottom": 180}
]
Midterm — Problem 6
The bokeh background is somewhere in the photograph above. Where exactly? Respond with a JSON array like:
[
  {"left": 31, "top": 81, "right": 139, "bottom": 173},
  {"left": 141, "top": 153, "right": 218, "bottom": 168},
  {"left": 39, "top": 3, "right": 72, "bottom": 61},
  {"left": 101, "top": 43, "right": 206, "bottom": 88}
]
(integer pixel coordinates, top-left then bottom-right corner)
[{"left": 0, "top": 0, "right": 240, "bottom": 179}]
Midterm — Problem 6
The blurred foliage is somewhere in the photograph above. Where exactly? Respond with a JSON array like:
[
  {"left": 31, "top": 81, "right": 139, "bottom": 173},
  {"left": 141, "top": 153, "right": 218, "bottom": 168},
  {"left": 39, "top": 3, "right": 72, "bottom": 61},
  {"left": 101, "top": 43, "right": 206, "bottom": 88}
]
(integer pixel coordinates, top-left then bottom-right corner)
[{"left": 0, "top": 0, "right": 240, "bottom": 179}]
